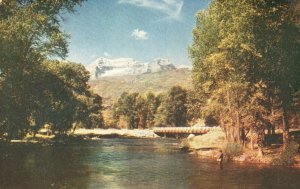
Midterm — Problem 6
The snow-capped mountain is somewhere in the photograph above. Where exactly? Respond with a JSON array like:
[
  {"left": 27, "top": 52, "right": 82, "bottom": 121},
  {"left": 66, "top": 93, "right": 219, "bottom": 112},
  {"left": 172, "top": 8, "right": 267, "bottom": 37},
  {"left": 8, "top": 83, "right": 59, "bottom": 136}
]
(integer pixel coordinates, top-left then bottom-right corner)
[
  {"left": 86, "top": 57, "right": 176, "bottom": 79},
  {"left": 177, "top": 64, "right": 192, "bottom": 70}
]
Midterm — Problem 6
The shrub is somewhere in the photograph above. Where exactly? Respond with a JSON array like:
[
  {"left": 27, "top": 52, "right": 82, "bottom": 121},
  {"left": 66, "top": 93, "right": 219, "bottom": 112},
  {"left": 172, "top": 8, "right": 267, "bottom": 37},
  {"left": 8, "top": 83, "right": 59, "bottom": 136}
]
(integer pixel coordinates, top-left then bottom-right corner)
[
  {"left": 223, "top": 142, "right": 243, "bottom": 159},
  {"left": 273, "top": 141, "right": 299, "bottom": 166},
  {"left": 179, "top": 138, "right": 190, "bottom": 152}
]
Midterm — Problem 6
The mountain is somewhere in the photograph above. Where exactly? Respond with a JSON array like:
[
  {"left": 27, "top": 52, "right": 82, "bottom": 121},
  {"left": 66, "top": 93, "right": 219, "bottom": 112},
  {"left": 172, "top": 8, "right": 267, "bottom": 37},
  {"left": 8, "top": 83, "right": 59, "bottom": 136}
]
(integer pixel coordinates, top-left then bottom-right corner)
[
  {"left": 86, "top": 57, "right": 176, "bottom": 79},
  {"left": 88, "top": 68, "right": 192, "bottom": 105}
]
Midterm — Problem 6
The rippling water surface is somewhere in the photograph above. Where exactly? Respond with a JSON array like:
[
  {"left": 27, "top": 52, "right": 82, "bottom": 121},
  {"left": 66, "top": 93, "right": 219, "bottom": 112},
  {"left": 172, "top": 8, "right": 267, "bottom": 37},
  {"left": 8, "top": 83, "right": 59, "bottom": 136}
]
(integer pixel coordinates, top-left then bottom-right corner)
[{"left": 0, "top": 138, "right": 300, "bottom": 189}]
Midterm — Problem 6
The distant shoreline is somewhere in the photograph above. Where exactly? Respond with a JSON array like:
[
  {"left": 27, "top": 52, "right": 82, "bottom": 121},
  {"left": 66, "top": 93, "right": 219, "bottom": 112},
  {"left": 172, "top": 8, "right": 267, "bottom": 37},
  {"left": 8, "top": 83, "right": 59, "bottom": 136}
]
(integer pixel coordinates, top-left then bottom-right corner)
[
  {"left": 0, "top": 128, "right": 160, "bottom": 145},
  {"left": 72, "top": 128, "right": 159, "bottom": 139}
]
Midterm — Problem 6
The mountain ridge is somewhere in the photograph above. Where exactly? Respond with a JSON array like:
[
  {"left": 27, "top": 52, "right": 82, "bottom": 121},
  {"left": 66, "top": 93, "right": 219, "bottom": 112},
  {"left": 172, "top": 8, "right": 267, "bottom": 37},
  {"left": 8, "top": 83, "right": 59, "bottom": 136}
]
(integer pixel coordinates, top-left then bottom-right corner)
[{"left": 86, "top": 57, "right": 177, "bottom": 79}]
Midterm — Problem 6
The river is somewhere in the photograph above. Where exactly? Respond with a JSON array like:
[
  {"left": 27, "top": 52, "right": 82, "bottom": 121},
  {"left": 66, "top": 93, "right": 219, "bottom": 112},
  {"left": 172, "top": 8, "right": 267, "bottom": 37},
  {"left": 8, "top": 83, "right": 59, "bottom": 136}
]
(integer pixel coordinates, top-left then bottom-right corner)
[{"left": 0, "top": 138, "right": 300, "bottom": 189}]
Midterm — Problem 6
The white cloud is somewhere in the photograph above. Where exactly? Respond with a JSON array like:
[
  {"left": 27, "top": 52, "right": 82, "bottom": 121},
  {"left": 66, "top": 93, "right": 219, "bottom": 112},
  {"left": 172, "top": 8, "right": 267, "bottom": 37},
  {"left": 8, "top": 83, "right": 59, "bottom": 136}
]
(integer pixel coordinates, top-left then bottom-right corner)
[
  {"left": 118, "top": 0, "right": 183, "bottom": 20},
  {"left": 104, "top": 52, "right": 111, "bottom": 57},
  {"left": 131, "top": 29, "right": 148, "bottom": 40}
]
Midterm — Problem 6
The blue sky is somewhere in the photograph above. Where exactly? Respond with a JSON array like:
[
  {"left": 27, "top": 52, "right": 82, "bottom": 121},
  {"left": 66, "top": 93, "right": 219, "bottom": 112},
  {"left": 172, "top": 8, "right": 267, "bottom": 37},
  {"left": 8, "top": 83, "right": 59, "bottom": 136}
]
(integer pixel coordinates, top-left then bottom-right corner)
[{"left": 61, "top": 0, "right": 210, "bottom": 66}]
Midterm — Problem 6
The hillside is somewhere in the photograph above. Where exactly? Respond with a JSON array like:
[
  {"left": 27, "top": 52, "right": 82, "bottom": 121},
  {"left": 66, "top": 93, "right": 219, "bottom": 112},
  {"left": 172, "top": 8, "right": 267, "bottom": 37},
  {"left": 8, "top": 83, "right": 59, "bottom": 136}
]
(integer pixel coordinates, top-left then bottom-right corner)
[{"left": 89, "top": 68, "right": 192, "bottom": 104}]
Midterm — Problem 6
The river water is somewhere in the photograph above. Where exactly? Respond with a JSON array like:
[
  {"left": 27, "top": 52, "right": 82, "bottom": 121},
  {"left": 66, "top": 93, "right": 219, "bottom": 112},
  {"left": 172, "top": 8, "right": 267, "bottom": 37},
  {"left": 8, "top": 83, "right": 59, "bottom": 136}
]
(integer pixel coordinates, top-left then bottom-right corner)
[{"left": 0, "top": 138, "right": 300, "bottom": 189}]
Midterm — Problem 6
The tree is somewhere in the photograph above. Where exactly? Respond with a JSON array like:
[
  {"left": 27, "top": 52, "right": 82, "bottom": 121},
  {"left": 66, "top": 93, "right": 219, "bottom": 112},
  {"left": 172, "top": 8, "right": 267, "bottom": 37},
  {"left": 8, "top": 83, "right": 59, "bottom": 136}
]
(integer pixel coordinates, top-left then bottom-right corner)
[
  {"left": 113, "top": 92, "right": 163, "bottom": 129},
  {"left": 155, "top": 86, "right": 188, "bottom": 127},
  {"left": 190, "top": 0, "right": 256, "bottom": 142},
  {"left": 136, "top": 95, "right": 147, "bottom": 129},
  {"left": 113, "top": 92, "right": 140, "bottom": 129},
  {"left": 0, "top": 0, "right": 96, "bottom": 139},
  {"left": 20, "top": 60, "right": 104, "bottom": 135},
  {"left": 41, "top": 61, "right": 104, "bottom": 133},
  {"left": 190, "top": 0, "right": 300, "bottom": 147},
  {"left": 186, "top": 89, "right": 204, "bottom": 125},
  {"left": 87, "top": 94, "right": 104, "bottom": 129},
  {"left": 145, "top": 92, "right": 161, "bottom": 128},
  {"left": 251, "top": 0, "right": 300, "bottom": 147}
]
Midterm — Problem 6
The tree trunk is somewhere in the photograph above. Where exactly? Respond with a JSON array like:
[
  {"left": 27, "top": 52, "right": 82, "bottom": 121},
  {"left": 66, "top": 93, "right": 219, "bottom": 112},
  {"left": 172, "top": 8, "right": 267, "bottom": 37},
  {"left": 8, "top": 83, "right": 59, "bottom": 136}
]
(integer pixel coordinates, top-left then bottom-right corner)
[
  {"left": 229, "top": 124, "right": 235, "bottom": 143},
  {"left": 282, "top": 110, "right": 290, "bottom": 148},
  {"left": 236, "top": 110, "right": 241, "bottom": 144},
  {"left": 241, "top": 127, "right": 246, "bottom": 148},
  {"left": 226, "top": 90, "right": 234, "bottom": 142},
  {"left": 220, "top": 118, "right": 228, "bottom": 140},
  {"left": 270, "top": 108, "right": 276, "bottom": 135},
  {"left": 271, "top": 124, "right": 275, "bottom": 135},
  {"left": 258, "top": 128, "right": 265, "bottom": 148},
  {"left": 250, "top": 127, "right": 254, "bottom": 150}
]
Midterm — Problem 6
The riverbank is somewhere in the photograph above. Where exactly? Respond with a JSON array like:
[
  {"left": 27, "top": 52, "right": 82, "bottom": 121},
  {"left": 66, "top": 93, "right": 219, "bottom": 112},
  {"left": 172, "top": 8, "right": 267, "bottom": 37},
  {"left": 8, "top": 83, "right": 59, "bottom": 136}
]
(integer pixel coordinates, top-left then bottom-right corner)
[
  {"left": 182, "top": 127, "right": 300, "bottom": 168},
  {"left": 0, "top": 128, "right": 159, "bottom": 144},
  {"left": 190, "top": 146, "right": 300, "bottom": 167},
  {"left": 72, "top": 128, "right": 159, "bottom": 139}
]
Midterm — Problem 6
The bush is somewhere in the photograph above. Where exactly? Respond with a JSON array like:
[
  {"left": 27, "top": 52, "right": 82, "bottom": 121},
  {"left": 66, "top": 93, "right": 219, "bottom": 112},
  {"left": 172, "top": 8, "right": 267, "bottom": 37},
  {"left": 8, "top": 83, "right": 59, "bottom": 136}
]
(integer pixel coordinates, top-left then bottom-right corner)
[
  {"left": 273, "top": 141, "right": 299, "bottom": 166},
  {"left": 223, "top": 143, "right": 243, "bottom": 159},
  {"left": 179, "top": 138, "right": 190, "bottom": 152}
]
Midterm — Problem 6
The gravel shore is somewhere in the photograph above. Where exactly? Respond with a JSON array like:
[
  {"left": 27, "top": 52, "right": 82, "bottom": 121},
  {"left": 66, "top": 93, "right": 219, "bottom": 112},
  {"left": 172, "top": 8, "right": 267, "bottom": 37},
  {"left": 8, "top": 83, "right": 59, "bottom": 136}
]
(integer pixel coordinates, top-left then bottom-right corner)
[{"left": 73, "top": 128, "right": 159, "bottom": 139}]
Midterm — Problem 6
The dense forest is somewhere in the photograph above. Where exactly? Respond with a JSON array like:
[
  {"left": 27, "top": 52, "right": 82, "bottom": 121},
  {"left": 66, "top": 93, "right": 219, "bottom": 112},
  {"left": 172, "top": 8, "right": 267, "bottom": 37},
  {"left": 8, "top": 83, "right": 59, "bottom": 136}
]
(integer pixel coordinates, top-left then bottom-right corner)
[{"left": 111, "top": 86, "right": 191, "bottom": 129}]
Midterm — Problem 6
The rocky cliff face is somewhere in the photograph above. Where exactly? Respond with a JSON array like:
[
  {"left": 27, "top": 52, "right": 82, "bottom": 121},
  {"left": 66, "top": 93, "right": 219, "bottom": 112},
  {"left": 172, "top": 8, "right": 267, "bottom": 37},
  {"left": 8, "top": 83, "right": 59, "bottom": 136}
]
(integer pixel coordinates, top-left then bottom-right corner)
[{"left": 86, "top": 57, "right": 176, "bottom": 79}]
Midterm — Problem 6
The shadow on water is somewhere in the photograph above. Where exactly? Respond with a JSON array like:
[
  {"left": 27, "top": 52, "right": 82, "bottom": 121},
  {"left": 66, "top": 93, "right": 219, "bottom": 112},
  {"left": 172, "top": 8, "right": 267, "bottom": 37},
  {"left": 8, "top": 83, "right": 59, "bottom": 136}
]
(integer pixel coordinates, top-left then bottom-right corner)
[
  {"left": 0, "top": 142, "right": 93, "bottom": 189},
  {"left": 1, "top": 139, "right": 300, "bottom": 189},
  {"left": 187, "top": 160, "right": 300, "bottom": 189}
]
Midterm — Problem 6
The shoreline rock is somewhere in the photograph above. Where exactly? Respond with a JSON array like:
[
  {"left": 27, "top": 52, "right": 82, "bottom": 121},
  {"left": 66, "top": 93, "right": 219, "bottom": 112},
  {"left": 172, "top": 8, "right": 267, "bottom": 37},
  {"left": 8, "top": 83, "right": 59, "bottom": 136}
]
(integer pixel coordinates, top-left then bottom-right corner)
[{"left": 182, "top": 127, "right": 226, "bottom": 150}]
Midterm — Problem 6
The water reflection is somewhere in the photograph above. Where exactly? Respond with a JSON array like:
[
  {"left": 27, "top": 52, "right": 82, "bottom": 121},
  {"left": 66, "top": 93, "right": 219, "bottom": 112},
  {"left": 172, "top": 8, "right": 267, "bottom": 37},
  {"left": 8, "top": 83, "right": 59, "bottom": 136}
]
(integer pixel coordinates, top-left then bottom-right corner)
[{"left": 1, "top": 139, "right": 300, "bottom": 189}]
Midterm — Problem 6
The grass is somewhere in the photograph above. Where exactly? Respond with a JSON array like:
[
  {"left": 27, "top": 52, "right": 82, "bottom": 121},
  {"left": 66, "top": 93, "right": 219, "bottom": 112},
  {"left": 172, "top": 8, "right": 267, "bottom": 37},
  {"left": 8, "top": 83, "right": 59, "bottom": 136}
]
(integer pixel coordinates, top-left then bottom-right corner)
[
  {"left": 223, "top": 142, "right": 243, "bottom": 159},
  {"left": 272, "top": 141, "right": 300, "bottom": 166}
]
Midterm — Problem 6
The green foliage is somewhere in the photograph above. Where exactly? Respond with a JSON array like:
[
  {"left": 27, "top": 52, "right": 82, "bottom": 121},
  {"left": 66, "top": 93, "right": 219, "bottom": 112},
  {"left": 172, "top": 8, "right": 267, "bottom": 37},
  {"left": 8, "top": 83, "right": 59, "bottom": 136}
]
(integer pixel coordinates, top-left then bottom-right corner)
[
  {"left": 273, "top": 142, "right": 300, "bottom": 166},
  {"left": 189, "top": 0, "right": 300, "bottom": 145},
  {"left": 153, "top": 95, "right": 168, "bottom": 127},
  {"left": 189, "top": 0, "right": 259, "bottom": 143},
  {"left": 86, "top": 95, "right": 104, "bottom": 129},
  {"left": 0, "top": 0, "right": 105, "bottom": 139},
  {"left": 113, "top": 92, "right": 161, "bottom": 129},
  {"left": 223, "top": 143, "right": 243, "bottom": 158},
  {"left": 113, "top": 92, "right": 139, "bottom": 129},
  {"left": 154, "top": 86, "right": 188, "bottom": 127},
  {"left": 145, "top": 92, "right": 160, "bottom": 128},
  {"left": 113, "top": 87, "right": 189, "bottom": 128},
  {"left": 186, "top": 89, "right": 203, "bottom": 124}
]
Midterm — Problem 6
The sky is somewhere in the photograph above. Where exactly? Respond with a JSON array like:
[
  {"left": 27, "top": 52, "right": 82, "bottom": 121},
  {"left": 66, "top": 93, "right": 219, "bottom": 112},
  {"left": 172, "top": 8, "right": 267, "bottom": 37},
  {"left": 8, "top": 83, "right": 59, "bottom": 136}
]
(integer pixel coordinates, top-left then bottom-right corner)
[{"left": 61, "top": 0, "right": 210, "bottom": 66}]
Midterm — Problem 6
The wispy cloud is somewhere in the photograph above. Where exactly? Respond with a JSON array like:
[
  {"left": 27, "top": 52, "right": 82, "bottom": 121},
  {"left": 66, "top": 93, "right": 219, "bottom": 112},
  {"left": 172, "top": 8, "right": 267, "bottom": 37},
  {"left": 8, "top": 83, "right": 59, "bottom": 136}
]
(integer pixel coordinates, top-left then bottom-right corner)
[
  {"left": 118, "top": 0, "right": 183, "bottom": 21},
  {"left": 131, "top": 28, "right": 148, "bottom": 40},
  {"left": 103, "top": 52, "right": 111, "bottom": 57}
]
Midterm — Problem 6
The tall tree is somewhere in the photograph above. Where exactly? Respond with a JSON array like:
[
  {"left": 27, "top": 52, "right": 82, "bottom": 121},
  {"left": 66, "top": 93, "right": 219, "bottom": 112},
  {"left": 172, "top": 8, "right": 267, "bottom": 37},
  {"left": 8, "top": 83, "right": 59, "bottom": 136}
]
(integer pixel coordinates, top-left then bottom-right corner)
[
  {"left": 0, "top": 0, "right": 87, "bottom": 138},
  {"left": 252, "top": 0, "right": 300, "bottom": 147},
  {"left": 113, "top": 92, "right": 140, "bottom": 129},
  {"left": 155, "top": 86, "right": 188, "bottom": 127},
  {"left": 190, "top": 0, "right": 257, "bottom": 142},
  {"left": 190, "top": 0, "right": 299, "bottom": 146},
  {"left": 145, "top": 92, "right": 161, "bottom": 128}
]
